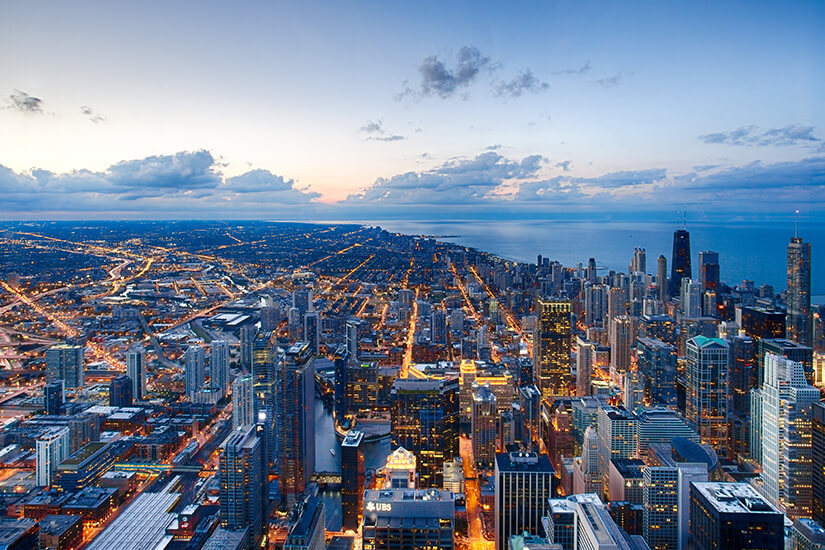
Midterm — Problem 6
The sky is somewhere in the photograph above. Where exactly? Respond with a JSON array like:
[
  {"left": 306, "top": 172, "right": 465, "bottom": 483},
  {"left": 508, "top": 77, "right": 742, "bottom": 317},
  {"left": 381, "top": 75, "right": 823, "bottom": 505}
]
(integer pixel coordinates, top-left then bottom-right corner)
[{"left": 1, "top": 0, "right": 823, "bottom": 221}]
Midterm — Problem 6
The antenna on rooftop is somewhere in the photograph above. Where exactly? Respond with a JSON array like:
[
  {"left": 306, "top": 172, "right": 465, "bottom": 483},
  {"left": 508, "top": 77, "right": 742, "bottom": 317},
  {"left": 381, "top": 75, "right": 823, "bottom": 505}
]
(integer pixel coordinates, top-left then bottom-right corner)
[{"left": 794, "top": 209, "right": 799, "bottom": 239}]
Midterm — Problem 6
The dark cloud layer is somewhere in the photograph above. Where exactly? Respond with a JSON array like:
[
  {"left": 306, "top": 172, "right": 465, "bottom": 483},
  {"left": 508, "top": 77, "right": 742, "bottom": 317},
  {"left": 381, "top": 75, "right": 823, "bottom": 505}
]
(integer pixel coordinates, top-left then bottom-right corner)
[{"left": 699, "top": 124, "right": 821, "bottom": 147}]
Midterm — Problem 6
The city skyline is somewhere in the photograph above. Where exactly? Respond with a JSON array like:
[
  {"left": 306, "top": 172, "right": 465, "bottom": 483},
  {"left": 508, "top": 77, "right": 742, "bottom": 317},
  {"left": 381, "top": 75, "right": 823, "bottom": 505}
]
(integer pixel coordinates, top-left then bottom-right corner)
[{"left": 1, "top": 0, "right": 823, "bottom": 219}]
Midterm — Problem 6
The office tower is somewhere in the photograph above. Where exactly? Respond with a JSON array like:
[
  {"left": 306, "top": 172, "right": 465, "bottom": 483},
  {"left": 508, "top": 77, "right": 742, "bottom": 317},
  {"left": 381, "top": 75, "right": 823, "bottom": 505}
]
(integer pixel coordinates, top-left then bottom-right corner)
[
  {"left": 220, "top": 425, "right": 265, "bottom": 544},
  {"left": 126, "top": 348, "right": 146, "bottom": 400},
  {"left": 210, "top": 340, "right": 229, "bottom": 396},
  {"left": 277, "top": 342, "right": 315, "bottom": 506},
  {"left": 586, "top": 257, "right": 597, "bottom": 283},
  {"left": 494, "top": 452, "right": 555, "bottom": 550},
  {"left": 685, "top": 336, "right": 729, "bottom": 457},
  {"left": 737, "top": 305, "right": 786, "bottom": 340},
  {"left": 252, "top": 331, "right": 277, "bottom": 466},
  {"left": 303, "top": 311, "right": 320, "bottom": 355},
  {"left": 292, "top": 288, "right": 313, "bottom": 316},
  {"left": 608, "top": 315, "right": 633, "bottom": 376},
  {"left": 431, "top": 309, "right": 448, "bottom": 345},
  {"left": 44, "top": 381, "right": 64, "bottom": 416},
  {"left": 669, "top": 228, "right": 691, "bottom": 298},
  {"left": 232, "top": 374, "right": 254, "bottom": 428},
  {"left": 108, "top": 374, "right": 132, "bottom": 407},
  {"left": 346, "top": 361, "right": 379, "bottom": 417},
  {"left": 632, "top": 247, "right": 647, "bottom": 274},
  {"left": 345, "top": 319, "right": 360, "bottom": 361},
  {"left": 284, "top": 494, "right": 325, "bottom": 550},
  {"left": 657, "top": 255, "right": 668, "bottom": 302},
  {"left": 576, "top": 337, "right": 593, "bottom": 397},
  {"left": 333, "top": 345, "right": 350, "bottom": 423},
  {"left": 607, "top": 287, "right": 628, "bottom": 322},
  {"left": 585, "top": 284, "right": 608, "bottom": 326},
  {"left": 184, "top": 345, "right": 205, "bottom": 399},
  {"left": 341, "top": 430, "right": 365, "bottom": 532},
  {"left": 385, "top": 447, "right": 416, "bottom": 489},
  {"left": 546, "top": 494, "right": 632, "bottom": 550},
  {"left": 573, "top": 425, "right": 603, "bottom": 496},
  {"left": 787, "top": 235, "right": 812, "bottom": 347},
  {"left": 635, "top": 338, "right": 677, "bottom": 406},
  {"left": 46, "top": 344, "right": 85, "bottom": 389},
  {"left": 261, "top": 305, "right": 281, "bottom": 332},
  {"left": 792, "top": 518, "right": 825, "bottom": 550},
  {"left": 472, "top": 385, "right": 497, "bottom": 468},
  {"left": 597, "top": 406, "right": 638, "bottom": 499},
  {"left": 533, "top": 298, "right": 572, "bottom": 401},
  {"left": 36, "top": 427, "right": 71, "bottom": 487},
  {"left": 760, "top": 353, "right": 819, "bottom": 518},
  {"left": 698, "top": 251, "right": 720, "bottom": 290},
  {"left": 643, "top": 467, "right": 678, "bottom": 550},
  {"left": 814, "top": 403, "right": 825, "bottom": 526},
  {"left": 689, "top": 482, "right": 783, "bottom": 550},
  {"left": 391, "top": 377, "right": 459, "bottom": 488},
  {"left": 240, "top": 324, "right": 257, "bottom": 371},
  {"left": 361, "top": 489, "right": 455, "bottom": 550},
  {"left": 680, "top": 279, "right": 703, "bottom": 318},
  {"left": 639, "top": 314, "right": 677, "bottom": 346}
]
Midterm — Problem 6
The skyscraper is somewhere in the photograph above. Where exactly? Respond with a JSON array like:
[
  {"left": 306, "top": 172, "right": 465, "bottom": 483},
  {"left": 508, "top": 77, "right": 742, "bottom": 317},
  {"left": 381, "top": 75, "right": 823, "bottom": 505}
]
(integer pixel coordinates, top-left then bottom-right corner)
[
  {"left": 643, "top": 467, "right": 679, "bottom": 550},
  {"left": 252, "top": 331, "right": 277, "bottom": 466},
  {"left": 108, "top": 374, "right": 132, "bottom": 407},
  {"left": 345, "top": 319, "right": 360, "bottom": 361},
  {"left": 657, "top": 255, "right": 668, "bottom": 301},
  {"left": 219, "top": 425, "right": 265, "bottom": 544},
  {"left": 494, "top": 452, "right": 555, "bottom": 550},
  {"left": 680, "top": 278, "right": 703, "bottom": 318},
  {"left": 575, "top": 337, "right": 593, "bottom": 397},
  {"left": 632, "top": 247, "right": 647, "bottom": 274},
  {"left": 760, "top": 353, "right": 819, "bottom": 518},
  {"left": 303, "top": 311, "right": 320, "bottom": 355},
  {"left": 341, "top": 430, "right": 365, "bottom": 532},
  {"left": 597, "top": 406, "right": 638, "bottom": 499},
  {"left": 210, "top": 340, "right": 229, "bottom": 397},
  {"left": 390, "top": 377, "right": 459, "bottom": 488},
  {"left": 362, "top": 489, "right": 455, "bottom": 550},
  {"left": 44, "top": 381, "right": 64, "bottom": 416},
  {"left": 277, "top": 342, "right": 315, "bottom": 506},
  {"left": 685, "top": 336, "right": 729, "bottom": 457},
  {"left": 46, "top": 344, "right": 85, "bottom": 389},
  {"left": 787, "top": 235, "right": 812, "bottom": 347},
  {"left": 698, "top": 250, "right": 720, "bottom": 290},
  {"left": 126, "top": 348, "right": 146, "bottom": 401},
  {"left": 36, "top": 427, "right": 71, "bottom": 487},
  {"left": 333, "top": 345, "right": 350, "bottom": 423},
  {"left": 184, "top": 345, "right": 205, "bottom": 399},
  {"left": 669, "top": 228, "right": 691, "bottom": 298},
  {"left": 812, "top": 402, "right": 825, "bottom": 526},
  {"left": 533, "top": 298, "right": 572, "bottom": 401},
  {"left": 232, "top": 374, "right": 254, "bottom": 428},
  {"left": 239, "top": 324, "right": 257, "bottom": 371},
  {"left": 608, "top": 315, "right": 633, "bottom": 376},
  {"left": 471, "top": 384, "right": 497, "bottom": 468}
]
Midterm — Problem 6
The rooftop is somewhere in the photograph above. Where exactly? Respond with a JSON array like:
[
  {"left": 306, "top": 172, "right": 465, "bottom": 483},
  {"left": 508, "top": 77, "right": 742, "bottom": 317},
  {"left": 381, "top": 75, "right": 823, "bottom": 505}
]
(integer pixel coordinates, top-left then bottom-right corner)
[
  {"left": 692, "top": 482, "right": 781, "bottom": 515},
  {"left": 39, "top": 514, "right": 82, "bottom": 536},
  {"left": 60, "top": 441, "right": 109, "bottom": 467}
]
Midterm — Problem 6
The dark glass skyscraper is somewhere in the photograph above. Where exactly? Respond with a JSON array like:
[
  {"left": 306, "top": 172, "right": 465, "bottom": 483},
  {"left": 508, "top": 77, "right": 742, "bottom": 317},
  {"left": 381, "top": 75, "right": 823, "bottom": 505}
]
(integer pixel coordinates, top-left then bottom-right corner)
[
  {"left": 812, "top": 402, "right": 825, "bottom": 527},
  {"left": 341, "top": 430, "right": 365, "bottom": 531},
  {"left": 669, "top": 229, "right": 691, "bottom": 298},
  {"left": 787, "top": 236, "right": 812, "bottom": 347},
  {"left": 219, "top": 425, "right": 265, "bottom": 544}
]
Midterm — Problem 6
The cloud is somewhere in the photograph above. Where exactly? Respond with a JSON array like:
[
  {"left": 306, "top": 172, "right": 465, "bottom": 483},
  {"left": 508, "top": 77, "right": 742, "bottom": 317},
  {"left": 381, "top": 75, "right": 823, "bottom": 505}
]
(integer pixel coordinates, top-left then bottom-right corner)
[
  {"left": 358, "top": 118, "right": 406, "bottom": 142},
  {"left": 494, "top": 70, "right": 549, "bottom": 98},
  {"left": 595, "top": 73, "right": 622, "bottom": 88},
  {"left": 416, "top": 46, "right": 492, "bottom": 99},
  {"left": 555, "top": 61, "right": 592, "bottom": 75},
  {"left": 80, "top": 105, "right": 106, "bottom": 123},
  {"left": 7, "top": 90, "right": 44, "bottom": 113},
  {"left": 369, "top": 135, "right": 406, "bottom": 142},
  {"left": 699, "top": 124, "right": 821, "bottom": 147},
  {"left": 555, "top": 160, "right": 572, "bottom": 171}
]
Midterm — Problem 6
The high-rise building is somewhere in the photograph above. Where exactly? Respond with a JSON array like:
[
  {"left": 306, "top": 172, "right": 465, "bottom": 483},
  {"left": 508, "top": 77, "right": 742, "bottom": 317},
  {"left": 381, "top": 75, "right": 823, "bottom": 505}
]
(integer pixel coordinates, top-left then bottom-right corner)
[
  {"left": 36, "top": 427, "right": 71, "bottom": 487},
  {"left": 284, "top": 494, "right": 325, "bottom": 550},
  {"left": 292, "top": 288, "right": 313, "bottom": 316},
  {"left": 576, "top": 337, "right": 594, "bottom": 397},
  {"left": 384, "top": 447, "right": 416, "bottom": 489},
  {"left": 573, "top": 425, "right": 602, "bottom": 496},
  {"left": 680, "top": 279, "right": 703, "bottom": 318},
  {"left": 689, "top": 482, "right": 784, "bottom": 550},
  {"left": 494, "top": 452, "right": 555, "bottom": 550},
  {"left": 252, "top": 331, "right": 277, "bottom": 466},
  {"left": 341, "top": 431, "right": 365, "bottom": 532},
  {"left": 635, "top": 407, "right": 700, "bottom": 457},
  {"left": 44, "top": 381, "right": 64, "bottom": 416},
  {"left": 471, "top": 384, "right": 497, "bottom": 468},
  {"left": 232, "top": 374, "right": 254, "bottom": 428},
  {"left": 758, "top": 338, "right": 814, "bottom": 388},
  {"left": 787, "top": 236, "right": 812, "bottom": 347},
  {"left": 277, "top": 342, "right": 315, "bottom": 506},
  {"left": 303, "top": 311, "right": 320, "bottom": 355},
  {"left": 108, "top": 374, "right": 132, "bottom": 407},
  {"left": 333, "top": 345, "right": 350, "bottom": 423},
  {"left": 361, "top": 489, "right": 454, "bottom": 550},
  {"left": 607, "top": 287, "right": 628, "bottom": 323},
  {"left": 760, "top": 353, "right": 819, "bottom": 518},
  {"left": 643, "top": 467, "right": 678, "bottom": 550},
  {"left": 608, "top": 315, "right": 633, "bottom": 376},
  {"left": 210, "top": 340, "right": 229, "bottom": 397},
  {"left": 46, "top": 344, "right": 85, "bottom": 389},
  {"left": 813, "top": 402, "right": 825, "bottom": 526},
  {"left": 184, "top": 345, "right": 205, "bottom": 399},
  {"left": 585, "top": 284, "right": 609, "bottom": 326},
  {"left": 791, "top": 518, "right": 825, "bottom": 550},
  {"left": 126, "top": 348, "right": 146, "bottom": 400},
  {"left": 685, "top": 336, "right": 729, "bottom": 457},
  {"left": 669, "top": 228, "right": 691, "bottom": 298},
  {"left": 239, "top": 324, "right": 257, "bottom": 371},
  {"left": 546, "top": 494, "right": 633, "bottom": 550},
  {"left": 346, "top": 361, "right": 379, "bottom": 417},
  {"left": 698, "top": 251, "right": 720, "bottom": 290},
  {"left": 261, "top": 305, "right": 281, "bottom": 332},
  {"left": 632, "top": 247, "right": 647, "bottom": 274},
  {"left": 390, "top": 377, "right": 458, "bottom": 488},
  {"left": 635, "top": 338, "right": 677, "bottom": 406},
  {"left": 431, "top": 309, "right": 448, "bottom": 345},
  {"left": 597, "top": 406, "right": 638, "bottom": 499},
  {"left": 533, "top": 299, "right": 572, "bottom": 401},
  {"left": 219, "top": 425, "right": 265, "bottom": 544},
  {"left": 657, "top": 255, "right": 668, "bottom": 302},
  {"left": 345, "top": 319, "right": 360, "bottom": 361}
]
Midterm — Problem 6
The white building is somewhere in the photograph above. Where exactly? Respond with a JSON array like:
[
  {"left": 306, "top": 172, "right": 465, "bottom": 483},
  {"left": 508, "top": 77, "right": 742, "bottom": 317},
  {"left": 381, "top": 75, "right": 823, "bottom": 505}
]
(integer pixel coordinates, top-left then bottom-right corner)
[{"left": 36, "top": 427, "right": 70, "bottom": 487}]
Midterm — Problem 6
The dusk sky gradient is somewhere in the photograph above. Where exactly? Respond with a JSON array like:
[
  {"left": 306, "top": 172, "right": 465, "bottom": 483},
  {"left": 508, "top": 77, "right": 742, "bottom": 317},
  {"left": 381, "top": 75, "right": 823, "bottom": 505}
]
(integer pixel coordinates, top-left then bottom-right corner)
[{"left": 1, "top": 0, "right": 823, "bottom": 220}]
